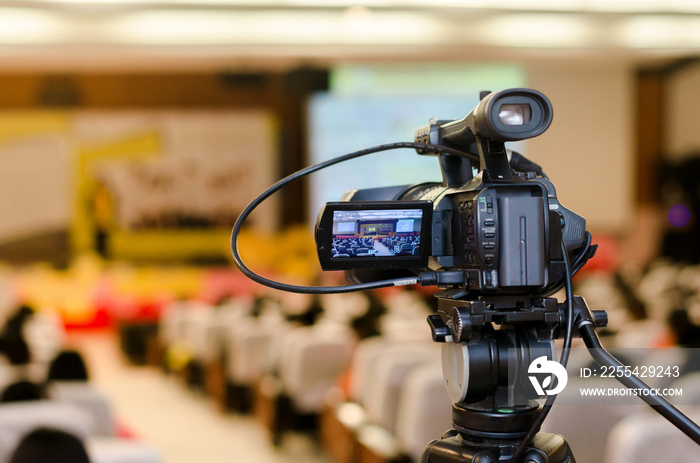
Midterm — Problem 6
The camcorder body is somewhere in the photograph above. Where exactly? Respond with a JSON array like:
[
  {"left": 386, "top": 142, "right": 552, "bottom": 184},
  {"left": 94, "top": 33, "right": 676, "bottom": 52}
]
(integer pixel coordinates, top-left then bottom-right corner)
[{"left": 315, "top": 88, "right": 587, "bottom": 297}]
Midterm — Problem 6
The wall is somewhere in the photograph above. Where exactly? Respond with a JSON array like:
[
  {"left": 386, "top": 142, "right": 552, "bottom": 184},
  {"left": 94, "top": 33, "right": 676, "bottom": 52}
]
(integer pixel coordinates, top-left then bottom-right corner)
[
  {"left": 0, "top": 115, "right": 72, "bottom": 242},
  {"left": 0, "top": 65, "right": 640, "bottom": 259},
  {"left": 667, "top": 61, "right": 700, "bottom": 159},
  {"left": 0, "top": 70, "right": 327, "bottom": 264},
  {"left": 526, "top": 63, "right": 635, "bottom": 234}
]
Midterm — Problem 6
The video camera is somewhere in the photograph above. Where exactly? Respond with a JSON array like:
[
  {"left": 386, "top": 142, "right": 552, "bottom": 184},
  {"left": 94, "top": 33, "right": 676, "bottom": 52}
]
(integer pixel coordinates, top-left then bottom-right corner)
[
  {"left": 315, "top": 88, "right": 587, "bottom": 296},
  {"left": 231, "top": 87, "right": 700, "bottom": 463}
]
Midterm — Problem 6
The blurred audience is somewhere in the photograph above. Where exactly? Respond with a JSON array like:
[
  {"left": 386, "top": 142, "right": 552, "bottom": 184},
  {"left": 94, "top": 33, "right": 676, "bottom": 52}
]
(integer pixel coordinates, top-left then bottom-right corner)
[
  {"left": 47, "top": 350, "right": 90, "bottom": 382},
  {"left": 350, "top": 291, "right": 387, "bottom": 340},
  {"left": 0, "top": 380, "right": 45, "bottom": 403},
  {"left": 0, "top": 305, "right": 34, "bottom": 365},
  {"left": 9, "top": 427, "right": 90, "bottom": 463}
]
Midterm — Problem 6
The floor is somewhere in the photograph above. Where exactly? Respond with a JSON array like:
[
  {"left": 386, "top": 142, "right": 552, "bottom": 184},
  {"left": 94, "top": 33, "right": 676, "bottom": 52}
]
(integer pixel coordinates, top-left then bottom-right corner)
[{"left": 67, "top": 331, "right": 331, "bottom": 463}]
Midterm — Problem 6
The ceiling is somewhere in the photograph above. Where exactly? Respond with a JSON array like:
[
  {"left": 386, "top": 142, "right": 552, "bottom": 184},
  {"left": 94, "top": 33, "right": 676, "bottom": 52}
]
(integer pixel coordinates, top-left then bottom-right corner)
[{"left": 1, "top": 1, "right": 700, "bottom": 71}]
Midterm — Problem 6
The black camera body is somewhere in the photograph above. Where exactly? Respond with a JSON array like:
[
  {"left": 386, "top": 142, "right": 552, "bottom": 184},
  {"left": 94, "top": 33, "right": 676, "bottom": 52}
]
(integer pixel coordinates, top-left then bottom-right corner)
[{"left": 315, "top": 88, "right": 587, "bottom": 296}]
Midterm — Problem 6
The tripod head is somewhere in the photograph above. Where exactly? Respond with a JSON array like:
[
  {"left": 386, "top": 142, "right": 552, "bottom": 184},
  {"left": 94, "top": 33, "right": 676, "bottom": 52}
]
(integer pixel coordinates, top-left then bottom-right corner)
[{"left": 424, "top": 291, "right": 607, "bottom": 463}]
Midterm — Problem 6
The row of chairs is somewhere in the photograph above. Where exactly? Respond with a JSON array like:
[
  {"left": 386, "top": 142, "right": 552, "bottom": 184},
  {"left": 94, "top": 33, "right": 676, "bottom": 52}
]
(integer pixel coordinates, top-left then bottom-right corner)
[
  {"left": 545, "top": 261, "right": 700, "bottom": 463},
  {"left": 321, "top": 337, "right": 451, "bottom": 463},
  {"left": 540, "top": 373, "right": 700, "bottom": 463},
  {"left": 379, "top": 236, "right": 420, "bottom": 256},
  {"left": 155, "top": 277, "right": 700, "bottom": 463},
  {"left": 333, "top": 237, "right": 375, "bottom": 250},
  {"left": 156, "top": 289, "right": 450, "bottom": 462},
  {"left": 0, "top": 307, "right": 161, "bottom": 463},
  {"left": 332, "top": 237, "right": 375, "bottom": 258},
  {"left": 159, "top": 296, "right": 357, "bottom": 399}
]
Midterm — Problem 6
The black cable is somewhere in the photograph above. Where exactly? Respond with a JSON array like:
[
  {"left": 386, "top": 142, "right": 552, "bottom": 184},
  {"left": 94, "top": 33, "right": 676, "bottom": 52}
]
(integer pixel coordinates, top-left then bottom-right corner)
[
  {"left": 510, "top": 240, "right": 575, "bottom": 463},
  {"left": 229, "top": 142, "right": 476, "bottom": 294},
  {"left": 572, "top": 231, "right": 594, "bottom": 272},
  {"left": 541, "top": 231, "right": 595, "bottom": 298},
  {"left": 578, "top": 323, "right": 700, "bottom": 446}
]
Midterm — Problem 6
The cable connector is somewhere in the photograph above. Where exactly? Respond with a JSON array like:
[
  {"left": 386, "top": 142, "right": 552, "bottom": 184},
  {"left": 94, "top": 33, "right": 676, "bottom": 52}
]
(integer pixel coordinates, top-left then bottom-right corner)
[{"left": 419, "top": 271, "right": 465, "bottom": 287}]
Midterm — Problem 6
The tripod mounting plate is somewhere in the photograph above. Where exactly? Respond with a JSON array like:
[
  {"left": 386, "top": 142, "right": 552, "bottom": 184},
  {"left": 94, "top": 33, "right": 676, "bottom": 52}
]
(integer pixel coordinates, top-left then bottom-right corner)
[
  {"left": 422, "top": 430, "right": 575, "bottom": 463},
  {"left": 452, "top": 403, "right": 541, "bottom": 440}
]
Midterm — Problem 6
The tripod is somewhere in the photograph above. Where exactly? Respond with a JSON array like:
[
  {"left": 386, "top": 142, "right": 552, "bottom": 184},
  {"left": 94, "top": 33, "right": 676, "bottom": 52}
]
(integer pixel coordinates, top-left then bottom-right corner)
[{"left": 421, "top": 291, "right": 700, "bottom": 463}]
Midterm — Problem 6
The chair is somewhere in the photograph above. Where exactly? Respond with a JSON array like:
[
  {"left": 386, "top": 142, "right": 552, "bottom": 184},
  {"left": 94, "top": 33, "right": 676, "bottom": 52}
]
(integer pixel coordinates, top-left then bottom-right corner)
[
  {"left": 225, "top": 317, "right": 280, "bottom": 385},
  {"left": 87, "top": 437, "right": 162, "bottom": 463},
  {"left": 48, "top": 382, "right": 115, "bottom": 437},
  {"left": 349, "top": 345, "right": 442, "bottom": 463},
  {"left": 0, "top": 401, "right": 95, "bottom": 463},
  {"left": 394, "top": 362, "right": 452, "bottom": 462},
  {"left": 363, "top": 345, "right": 440, "bottom": 433},
  {"left": 603, "top": 407, "right": 700, "bottom": 463},
  {"left": 157, "top": 301, "right": 190, "bottom": 350},
  {"left": 348, "top": 339, "right": 429, "bottom": 406},
  {"left": 278, "top": 325, "right": 356, "bottom": 414},
  {"left": 180, "top": 303, "right": 218, "bottom": 388},
  {"left": 540, "top": 377, "right": 643, "bottom": 463},
  {"left": 670, "top": 371, "right": 700, "bottom": 405},
  {"left": 258, "top": 325, "right": 356, "bottom": 446},
  {"left": 223, "top": 316, "right": 282, "bottom": 412},
  {"left": 397, "top": 244, "right": 413, "bottom": 256},
  {"left": 321, "top": 340, "right": 439, "bottom": 463},
  {"left": 347, "top": 337, "right": 396, "bottom": 405}
]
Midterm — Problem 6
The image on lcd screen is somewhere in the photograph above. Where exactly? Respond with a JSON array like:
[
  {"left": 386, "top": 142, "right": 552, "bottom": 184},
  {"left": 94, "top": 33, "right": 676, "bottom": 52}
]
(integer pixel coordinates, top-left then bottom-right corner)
[{"left": 331, "top": 209, "right": 422, "bottom": 258}]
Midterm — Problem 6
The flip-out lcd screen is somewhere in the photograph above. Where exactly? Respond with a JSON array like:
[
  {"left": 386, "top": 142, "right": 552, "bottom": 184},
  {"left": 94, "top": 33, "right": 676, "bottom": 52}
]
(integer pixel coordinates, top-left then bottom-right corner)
[{"left": 316, "top": 201, "right": 432, "bottom": 270}]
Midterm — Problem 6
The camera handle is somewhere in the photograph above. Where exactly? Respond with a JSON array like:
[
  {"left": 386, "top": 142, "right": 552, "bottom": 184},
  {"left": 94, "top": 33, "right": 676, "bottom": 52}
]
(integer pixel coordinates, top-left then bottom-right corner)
[
  {"left": 474, "top": 136, "right": 514, "bottom": 183},
  {"left": 423, "top": 295, "right": 700, "bottom": 463},
  {"left": 432, "top": 135, "right": 515, "bottom": 187}
]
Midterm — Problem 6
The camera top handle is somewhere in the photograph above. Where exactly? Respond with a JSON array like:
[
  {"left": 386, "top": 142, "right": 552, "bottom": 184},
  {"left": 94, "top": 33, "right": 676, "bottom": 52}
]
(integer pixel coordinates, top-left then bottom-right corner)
[{"left": 414, "top": 88, "right": 553, "bottom": 185}]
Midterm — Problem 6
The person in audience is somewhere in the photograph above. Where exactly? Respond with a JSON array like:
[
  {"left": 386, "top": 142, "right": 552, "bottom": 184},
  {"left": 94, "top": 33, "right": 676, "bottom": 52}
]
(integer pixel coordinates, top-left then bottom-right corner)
[
  {"left": 668, "top": 308, "right": 700, "bottom": 348},
  {"left": 286, "top": 295, "right": 324, "bottom": 326},
  {"left": 663, "top": 308, "right": 700, "bottom": 377},
  {"left": 47, "top": 349, "right": 90, "bottom": 382},
  {"left": 611, "top": 272, "right": 647, "bottom": 321},
  {"left": 0, "top": 380, "right": 45, "bottom": 403},
  {"left": 350, "top": 291, "right": 387, "bottom": 339},
  {"left": 0, "top": 305, "right": 34, "bottom": 365},
  {"left": 9, "top": 427, "right": 90, "bottom": 463}
]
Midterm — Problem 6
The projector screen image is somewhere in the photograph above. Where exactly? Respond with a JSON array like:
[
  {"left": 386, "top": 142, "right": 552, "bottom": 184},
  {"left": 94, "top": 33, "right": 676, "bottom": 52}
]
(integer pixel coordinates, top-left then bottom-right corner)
[{"left": 331, "top": 208, "right": 422, "bottom": 258}]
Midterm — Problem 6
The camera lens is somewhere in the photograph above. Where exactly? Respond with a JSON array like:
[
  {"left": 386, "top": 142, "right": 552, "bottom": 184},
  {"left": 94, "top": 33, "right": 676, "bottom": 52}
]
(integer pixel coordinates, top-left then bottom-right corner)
[{"left": 498, "top": 104, "right": 531, "bottom": 125}]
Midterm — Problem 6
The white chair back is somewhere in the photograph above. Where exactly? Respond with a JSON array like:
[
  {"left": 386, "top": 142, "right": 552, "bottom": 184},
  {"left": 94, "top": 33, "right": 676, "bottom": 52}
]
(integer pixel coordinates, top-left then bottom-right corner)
[{"left": 49, "top": 382, "right": 115, "bottom": 437}]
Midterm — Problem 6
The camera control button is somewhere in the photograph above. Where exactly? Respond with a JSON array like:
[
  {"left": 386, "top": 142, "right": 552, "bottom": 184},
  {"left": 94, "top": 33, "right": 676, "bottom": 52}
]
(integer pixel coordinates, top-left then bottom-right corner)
[
  {"left": 484, "top": 219, "right": 495, "bottom": 226},
  {"left": 484, "top": 244, "right": 495, "bottom": 250}
]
